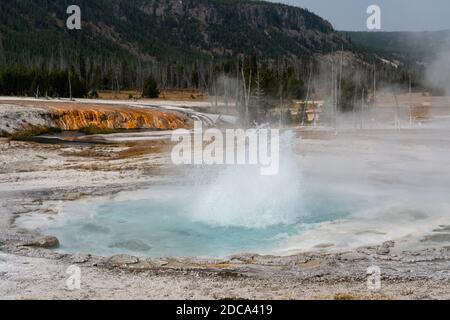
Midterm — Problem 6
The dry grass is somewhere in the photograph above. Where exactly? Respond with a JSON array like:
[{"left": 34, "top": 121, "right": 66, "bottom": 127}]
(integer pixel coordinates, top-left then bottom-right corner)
[
  {"left": 97, "top": 90, "right": 142, "bottom": 100},
  {"left": 333, "top": 293, "right": 392, "bottom": 300},
  {"left": 159, "top": 89, "right": 207, "bottom": 101},
  {"left": 115, "top": 141, "right": 170, "bottom": 159},
  {"left": 60, "top": 147, "right": 116, "bottom": 159},
  {"left": 61, "top": 141, "right": 171, "bottom": 161},
  {"left": 98, "top": 89, "right": 207, "bottom": 101},
  {"left": 412, "top": 105, "right": 431, "bottom": 120},
  {"left": 61, "top": 141, "right": 170, "bottom": 161}
]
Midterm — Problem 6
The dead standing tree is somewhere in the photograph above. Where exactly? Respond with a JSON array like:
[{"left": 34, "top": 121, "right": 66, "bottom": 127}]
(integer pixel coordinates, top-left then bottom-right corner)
[
  {"left": 68, "top": 69, "right": 73, "bottom": 100},
  {"left": 301, "top": 63, "right": 313, "bottom": 127},
  {"left": 241, "top": 67, "right": 252, "bottom": 127},
  {"left": 254, "top": 66, "right": 264, "bottom": 123}
]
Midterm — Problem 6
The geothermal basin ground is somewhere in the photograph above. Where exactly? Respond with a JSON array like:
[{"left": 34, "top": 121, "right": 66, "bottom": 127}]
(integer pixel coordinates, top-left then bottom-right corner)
[{"left": 0, "top": 97, "right": 449, "bottom": 299}]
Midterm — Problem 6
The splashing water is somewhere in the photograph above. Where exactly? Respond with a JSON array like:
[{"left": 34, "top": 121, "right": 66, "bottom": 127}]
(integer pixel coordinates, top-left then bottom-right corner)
[{"left": 191, "top": 130, "right": 304, "bottom": 228}]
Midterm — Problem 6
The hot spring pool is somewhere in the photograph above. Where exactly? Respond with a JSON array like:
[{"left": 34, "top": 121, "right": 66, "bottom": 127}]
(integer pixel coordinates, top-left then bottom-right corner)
[
  {"left": 32, "top": 130, "right": 384, "bottom": 258},
  {"left": 36, "top": 132, "right": 372, "bottom": 258},
  {"left": 17, "top": 128, "right": 450, "bottom": 259},
  {"left": 40, "top": 184, "right": 359, "bottom": 258}
]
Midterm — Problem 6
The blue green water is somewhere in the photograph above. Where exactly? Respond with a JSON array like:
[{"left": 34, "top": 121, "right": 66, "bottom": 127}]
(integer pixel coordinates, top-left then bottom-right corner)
[{"left": 44, "top": 186, "right": 357, "bottom": 258}]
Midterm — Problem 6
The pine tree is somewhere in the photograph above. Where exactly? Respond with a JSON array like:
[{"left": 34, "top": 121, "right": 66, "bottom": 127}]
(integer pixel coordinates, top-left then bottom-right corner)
[{"left": 142, "top": 76, "right": 160, "bottom": 98}]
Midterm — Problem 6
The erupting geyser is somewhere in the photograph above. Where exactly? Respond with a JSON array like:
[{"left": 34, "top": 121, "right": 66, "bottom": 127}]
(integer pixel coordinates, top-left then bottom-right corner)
[{"left": 191, "top": 131, "right": 305, "bottom": 229}]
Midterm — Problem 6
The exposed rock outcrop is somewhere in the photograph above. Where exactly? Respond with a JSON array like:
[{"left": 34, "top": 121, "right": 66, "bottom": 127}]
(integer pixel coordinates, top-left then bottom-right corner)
[
  {"left": 0, "top": 101, "right": 193, "bottom": 137},
  {"left": 24, "top": 236, "right": 60, "bottom": 249}
]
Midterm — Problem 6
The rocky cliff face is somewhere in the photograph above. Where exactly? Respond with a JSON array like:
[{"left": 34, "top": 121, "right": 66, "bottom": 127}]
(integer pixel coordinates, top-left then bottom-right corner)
[
  {"left": 0, "top": 102, "right": 192, "bottom": 137},
  {"left": 135, "top": 0, "right": 343, "bottom": 57},
  {"left": 140, "top": 0, "right": 334, "bottom": 32}
]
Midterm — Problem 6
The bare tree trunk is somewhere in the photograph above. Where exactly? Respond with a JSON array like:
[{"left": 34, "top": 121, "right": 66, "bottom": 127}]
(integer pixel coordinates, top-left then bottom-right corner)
[
  {"left": 58, "top": 40, "right": 65, "bottom": 70},
  {"left": 409, "top": 74, "right": 413, "bottom": 127},
  {"left": 338, "top": 46, "right": 343, "bottom": 110},
  {"left": 68, "top": 69, "right": 73, "bottom": 101},
  {"left": 214, "top": 80, "right": 218, "bottom": 109},
  {"left": 353, "top": 85, "right": 357, "bottom": 129},
  {"left": 279, "top": 84, "right": 283, "bottom": 128},
  {"left": 302, "top": 63, "right": 312, "bottom": 127},
  {"left": 360, "top": 88, "right": 365, "bottom": 130},
  {"left": 331, "top": 62, "right": 338, "bottom": 131},
  {"left": 393, "top": 92, "right": 400, "bottom": 130},
  {"left": 241, "top": 67, "right": 252, "bottom": 126},
  {"left": 373, "top": 63, "right": 377, "bottom": 106},
  {"left": 0, "top": 35, "right": 5, "bottom": 65},
  {"left": 334, "top": 69, "right": 338, "bottom": 133},
  {"left": 255, "top": 66, "right": 261, "bottom": 122},
  {"left": 224, "top": 76, "right": 230, "bottom": 113}
]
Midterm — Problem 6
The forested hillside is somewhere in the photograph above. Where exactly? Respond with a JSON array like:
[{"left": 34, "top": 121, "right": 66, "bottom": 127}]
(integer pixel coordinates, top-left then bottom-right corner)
[
  {"left": 1, "top": 0, "right": 346, "bottom": 64},
  {"left": 344, "top": 30, "right": 450, "bottom": 63},
  {"left": 0, "top": 0, "right": 420, "bottom": 106},
  {"left": 0, "top": 0, "right": 352, "bottom": 98}
]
